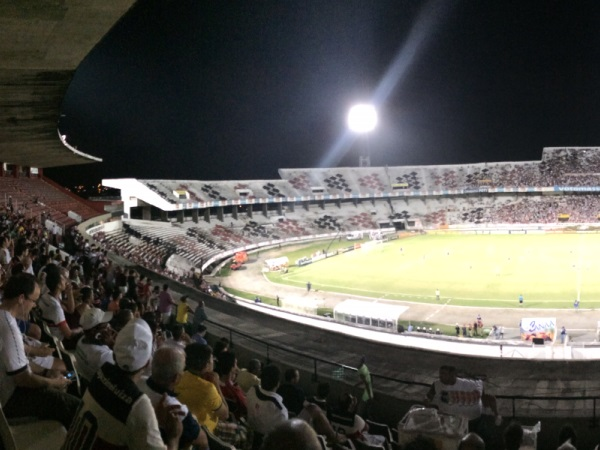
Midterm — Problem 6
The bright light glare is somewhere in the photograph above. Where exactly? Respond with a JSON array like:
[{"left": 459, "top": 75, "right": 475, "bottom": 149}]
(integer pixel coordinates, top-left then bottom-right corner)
[{"left": 347, "top": 104, "right": 378, "bottom": 133}]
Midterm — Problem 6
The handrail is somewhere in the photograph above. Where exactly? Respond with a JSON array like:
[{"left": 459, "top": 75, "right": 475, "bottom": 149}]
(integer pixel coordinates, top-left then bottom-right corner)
[{"left": 205, "top": 318, "right": 600, "bottom": 426}]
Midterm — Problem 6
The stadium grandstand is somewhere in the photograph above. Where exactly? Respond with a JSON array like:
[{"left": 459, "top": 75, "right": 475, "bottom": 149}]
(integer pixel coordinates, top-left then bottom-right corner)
[{"left": 2, "top": 3, "right": 600, "bottom": 449}]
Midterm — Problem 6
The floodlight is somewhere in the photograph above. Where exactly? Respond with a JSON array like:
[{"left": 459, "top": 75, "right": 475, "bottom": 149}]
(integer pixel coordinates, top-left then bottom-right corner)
[{"left": 347, "top": 104, "right": 378, "bottom": 134}]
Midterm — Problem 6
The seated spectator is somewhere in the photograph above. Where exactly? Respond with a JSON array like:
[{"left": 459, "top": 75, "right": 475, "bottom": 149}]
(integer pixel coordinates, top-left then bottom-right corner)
[
  {"left": 236, "top": 358, "right": 261, "bottom": 393},
  {"left": 215, "top": 351, "right": 247, "bottom": 420},
  {"left": 260, "top": 418, "right": 321, "bottom": 450},
  {"left": 0, "top": 273, "right": 80, "bottom": 428},
  {"left": 213, "top": 338, "right": 230, "bottom": 361},
  {"left": 65, "top": 285, "right": 94, "bottom": 330},
  {"left": 309, "top": 382, "right": 330, "bottom": 414},
  {"left": 458, "top": 432, "right": 485, "bottom": 450},
  {"left": 248, "top": 364, "right": 342, "bottom": 446},
  {"left": 63, "top": 318, "right": 183, "bottom": 449},
  {"left": 558, "top": 424, "right": 577, "bottom": 449},
  {"left": 138, "top": 345, "right": 208, "bottom": 450},
  {"left": 503, "top": 421, "right": 523, "bottom": 450},
  {"left": 111, "top": 309, "right": 135, "bottom": 333},
  {"left": 164, "top": 324, "right": 190, "bottom": 348},
  {"left": 39, "top": 264, "right": 82, "bottom": 344},
  {"left": 277, "top": 368, "right": 306, "bottom": 416},
  {"left": 75, "top": 307, "right": 115, "bottom": 382},
  {"left": 175, "top": 343, "right": 229, "bottom": 434},
  {"left": 247, "top": 364, "right": 287, "bottom": 436},
  {"left": 328, "top": 392, "right": 385, "bottom": 446}
]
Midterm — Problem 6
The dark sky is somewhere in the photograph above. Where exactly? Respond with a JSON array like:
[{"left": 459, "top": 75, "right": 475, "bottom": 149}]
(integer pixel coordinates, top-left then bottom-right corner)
[{"left": 46, "top": 0, "right": 600, "bottom": 186}]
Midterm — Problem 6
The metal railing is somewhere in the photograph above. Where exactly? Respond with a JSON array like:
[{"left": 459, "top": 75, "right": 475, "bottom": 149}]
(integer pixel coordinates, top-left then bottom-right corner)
[{"left": 205, "top": 318, "right": 600, "bottom": 427}]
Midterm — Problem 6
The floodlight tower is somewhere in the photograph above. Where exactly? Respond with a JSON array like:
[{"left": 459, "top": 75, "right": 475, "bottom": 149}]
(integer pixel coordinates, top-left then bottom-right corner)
[{"left": 347, "top": 104, "right": 378, "bottom": 167}]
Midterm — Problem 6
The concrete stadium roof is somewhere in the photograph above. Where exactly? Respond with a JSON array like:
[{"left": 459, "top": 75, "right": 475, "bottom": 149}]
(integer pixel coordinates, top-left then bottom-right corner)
[{"left": 0, "top": 0, "right": 136, "bottom": 168}]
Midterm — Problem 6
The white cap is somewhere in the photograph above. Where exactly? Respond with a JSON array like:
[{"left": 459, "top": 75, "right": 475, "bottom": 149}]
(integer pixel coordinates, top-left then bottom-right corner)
[
  {"left": 113, "top": 318, "right": 153, "bottom": 372},
  {"left": 80, "top": 308, "right": 113, "bottom": 331}
]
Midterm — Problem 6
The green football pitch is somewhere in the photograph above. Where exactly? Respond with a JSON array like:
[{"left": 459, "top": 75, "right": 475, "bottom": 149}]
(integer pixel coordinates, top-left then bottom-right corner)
[{"left": 265, "top": 233, "right": 600, "bottom": 308}]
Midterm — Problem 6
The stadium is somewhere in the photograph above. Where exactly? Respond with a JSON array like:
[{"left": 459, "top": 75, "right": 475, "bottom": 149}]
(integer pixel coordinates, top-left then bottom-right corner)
[{"left": 2, "top": 2, "right": 600, "bottom": 450}]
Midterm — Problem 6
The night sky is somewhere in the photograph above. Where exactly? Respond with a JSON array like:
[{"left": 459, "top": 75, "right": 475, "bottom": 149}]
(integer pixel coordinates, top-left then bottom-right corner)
[{"left": 46, "top": 0, "right": 600, "bottom": 186}]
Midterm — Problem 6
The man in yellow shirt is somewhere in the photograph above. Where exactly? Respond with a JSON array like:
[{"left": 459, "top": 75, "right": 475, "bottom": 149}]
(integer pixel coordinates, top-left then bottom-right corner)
[
  {"left": 175, "top": 343, "right": 229, "bottom": 433},
  {"left": 175, "top": 295, "right": 193, "bottom": 330}
]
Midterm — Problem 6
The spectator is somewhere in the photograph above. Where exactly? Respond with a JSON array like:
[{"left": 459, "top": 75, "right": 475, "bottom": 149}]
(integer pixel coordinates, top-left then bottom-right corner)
[
  {"left": 111, "top": 309, "right": 135, "bottom": 332},
  {"left": 426, "top": 365, "right": 484, "bottom": 422},
  {"left": 309, "top": 382, "right": 330, "bottom": 414},
  {"left": 175, "top": 295, "right": 193, "bottom": 328},
  {"left": 190, "top": 324, "right": 208, "bottom": 345},
  {"left": 458, "top": 432, "right": 485, "bottom": 450},
  {"left": 328, "top": 392, "right": 385, "bottom": 446},
  {"left": 236, "top": 358, "right": 262, "bottom": 393},
  {"left": 277, "top": 368, "right": 306, "bottom": 416},
  {"left": 107, "top": 289, "right": 122, "bottom": 313},
  {"left": 247, "top": 364, "right": 287, "bottom": 436},
  {"left": 354, "top": 356, "right": 374, "bottom": 418},
  {"left": 39, "top": 264, "right": 82, "bottom": 343},
  {"left": 192, "top": 299, "right": 208, "bottom": 332},
  {"left": 158, "top": 284, "right": 176, "bottom": 325},
  {"left": 63, "top": 318, "right": 183, "bottom": 449},
  {"left": 0, "top": 273, "right": 80, "bottom": 428},
  {"left": 164, "top": 324, "right": 190, "bottom": 349},
  {"left": 215, "top": 351, "right": 247, "bottom": 420},
  {"left": 260, "top": 418, "right": 321, "bottom": 450},
  {"left": 138, "top": 345, "right": 208, "bottom": 450},
  {"left": 175, "top": 343, "right": 229, "bottom": 434},
  {"left": 558, "top": 424, "right": 577, "bottom": 449},
  {"left": 75, "top": 307, "right": 115, "bottom": 382},
  {"left": 503, "top": 421, "right": 523, "bottom": 450}
]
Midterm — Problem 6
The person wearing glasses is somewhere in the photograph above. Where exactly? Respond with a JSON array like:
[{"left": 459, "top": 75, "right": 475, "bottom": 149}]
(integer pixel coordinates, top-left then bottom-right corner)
[{"left": 0, "top": 273, "right": 80, "bottom": 428}]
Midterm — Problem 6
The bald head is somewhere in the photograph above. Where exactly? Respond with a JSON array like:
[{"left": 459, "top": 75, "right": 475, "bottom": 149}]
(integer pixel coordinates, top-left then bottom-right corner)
[
  {"left": 458, "top": 432, "right": 485, "bottom": 450},
  {"left": 260, "top": 419, "right": 320, "bottom": 450}
]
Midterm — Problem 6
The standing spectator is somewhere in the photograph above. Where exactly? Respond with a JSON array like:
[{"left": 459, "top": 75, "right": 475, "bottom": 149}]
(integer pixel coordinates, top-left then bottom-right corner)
[
  {"left": 560, "top": 326, "right": 567, "bottom": 344},
  {"left": 354, "top": 356, "right": 373, "bottom": 418},
  {"left": 425, "top": 365, "right": 484, "bottom": 425},
  {"left": 175, "top": 295, "right": 193, "bottom": 329},
  {"left": 192, "top": 299, "right": 208, "bottom": 332},
  {"left": 306, "top": 281, "right": 311, "bottom": 292},
  {"left": 435, "top": 288, "right": 440, "bottom": 301},
  {"left": 455, "top": 323, "right": 460, "bottom": 337},
  {"left": 158, "top": 284, "right": 176, "bottom": 326},
  {"left": 518, "top": 294, "right": 524, "bottom": 306},
  {"left": 0, "top": 235, "right": 13, "bottom": 271},
  {"left": 574, "top": 298, "right": 580, "bottom": 310},
  {"left": 149, "top": 285, "right": 161, "bottom": 312}
]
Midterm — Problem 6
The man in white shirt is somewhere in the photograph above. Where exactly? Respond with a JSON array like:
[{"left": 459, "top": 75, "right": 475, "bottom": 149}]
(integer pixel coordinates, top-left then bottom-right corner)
[
  {"left": 0, "top": 273, "right": 80, "bottom": 428},
  {"left": 63, "top": 318, "right": 182, "bottom": 450},
  {"left": 246, "top": 364, "right": 288, "bottom": 436}
]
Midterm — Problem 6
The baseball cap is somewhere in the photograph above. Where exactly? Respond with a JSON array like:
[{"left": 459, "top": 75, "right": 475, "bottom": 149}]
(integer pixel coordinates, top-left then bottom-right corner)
[
  {"left": 113, "top": 318, "right": 153, "bottom": 372},
  {"left": 80, "top": 308, "right": 113, "bottom": 331}
]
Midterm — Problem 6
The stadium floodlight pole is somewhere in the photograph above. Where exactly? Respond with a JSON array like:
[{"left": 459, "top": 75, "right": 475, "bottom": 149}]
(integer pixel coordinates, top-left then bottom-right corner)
[{"left": 347, "top": 104, "right": 378, "bottom": 167}]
